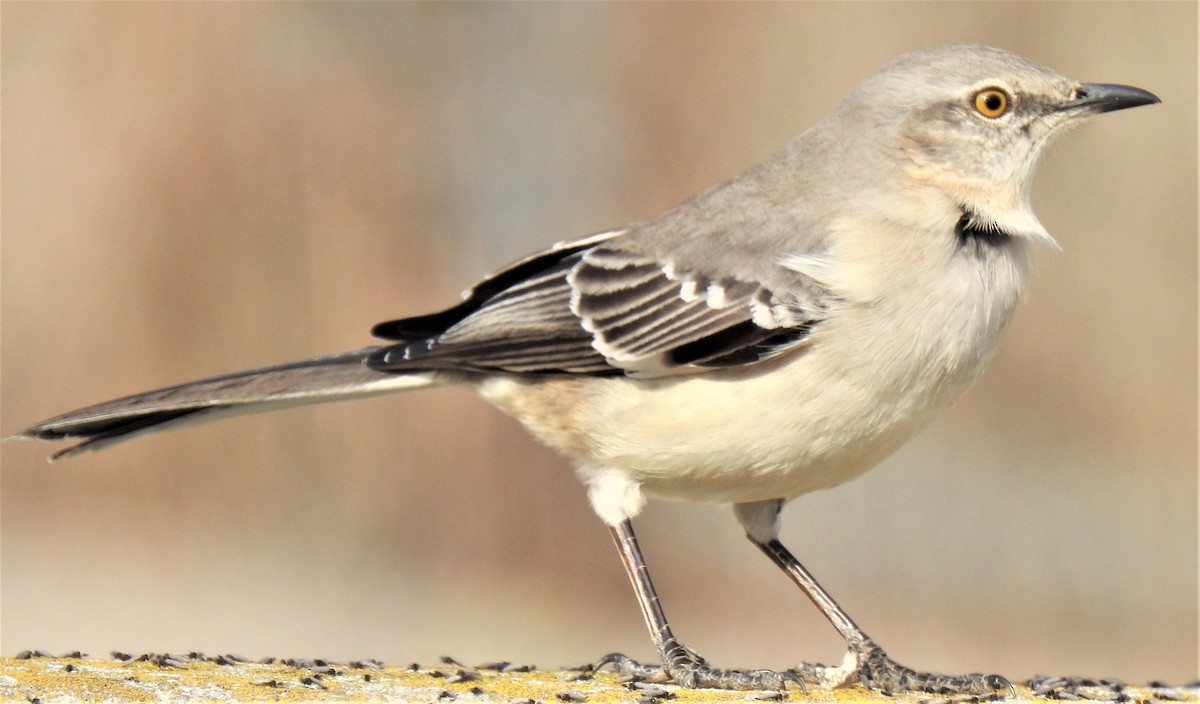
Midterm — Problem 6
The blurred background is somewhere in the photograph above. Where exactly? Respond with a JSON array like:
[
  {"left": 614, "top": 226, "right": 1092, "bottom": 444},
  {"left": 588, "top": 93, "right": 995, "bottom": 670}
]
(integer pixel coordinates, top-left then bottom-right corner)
[{"left": 2, "top": 2, "right": 1195, "bottom": 684}]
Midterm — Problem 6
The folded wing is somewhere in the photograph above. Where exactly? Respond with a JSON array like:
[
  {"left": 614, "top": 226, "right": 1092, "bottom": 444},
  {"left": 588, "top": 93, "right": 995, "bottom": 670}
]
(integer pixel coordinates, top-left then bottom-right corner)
[{"left": 369, "top": 229, "right": 826, "bottom": 378}]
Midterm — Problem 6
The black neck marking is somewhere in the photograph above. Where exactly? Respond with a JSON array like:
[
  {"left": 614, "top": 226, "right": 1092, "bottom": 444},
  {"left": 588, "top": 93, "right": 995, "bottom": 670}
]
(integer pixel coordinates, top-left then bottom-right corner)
[{"left": 955, "top": 209, "right": 1014, "bottom": 250}]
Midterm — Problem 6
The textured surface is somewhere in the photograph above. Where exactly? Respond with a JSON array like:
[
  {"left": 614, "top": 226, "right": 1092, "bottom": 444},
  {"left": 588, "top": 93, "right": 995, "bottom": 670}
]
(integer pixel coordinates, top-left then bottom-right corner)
[
  {"left": 3, "top": 654, "right": 1198, "bottom": 704},
  {"left": 3, "top": 1, "right": 1195, "bottom": 683}
]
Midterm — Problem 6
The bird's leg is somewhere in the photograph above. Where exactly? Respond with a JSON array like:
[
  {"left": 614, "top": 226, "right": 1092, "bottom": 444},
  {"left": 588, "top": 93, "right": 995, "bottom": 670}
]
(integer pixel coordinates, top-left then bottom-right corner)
[
  {"left": 750, "top": 532, "right": 1012, "bottom": 696},
  {"left": 595, "top": 519, "right": 803, "bottom": 691}
]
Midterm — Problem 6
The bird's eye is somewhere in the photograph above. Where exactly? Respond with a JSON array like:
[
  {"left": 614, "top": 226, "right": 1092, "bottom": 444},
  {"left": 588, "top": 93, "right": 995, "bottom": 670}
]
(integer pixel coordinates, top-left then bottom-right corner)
[{"left": 973, "top": 88, "right": 1010, "bottom": 118}]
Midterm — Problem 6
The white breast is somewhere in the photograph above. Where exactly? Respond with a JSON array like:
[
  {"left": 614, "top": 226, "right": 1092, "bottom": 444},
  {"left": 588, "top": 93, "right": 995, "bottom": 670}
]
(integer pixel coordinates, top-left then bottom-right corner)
[{"left": 479, "top": 221, "right": 1034, "bottom": 510}]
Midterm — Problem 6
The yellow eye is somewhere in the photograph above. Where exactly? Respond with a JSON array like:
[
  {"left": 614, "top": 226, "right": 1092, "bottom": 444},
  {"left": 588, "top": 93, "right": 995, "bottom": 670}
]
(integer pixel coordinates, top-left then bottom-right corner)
[{"left": 973, "top": 88, "right": 1010, "bottom": 118}]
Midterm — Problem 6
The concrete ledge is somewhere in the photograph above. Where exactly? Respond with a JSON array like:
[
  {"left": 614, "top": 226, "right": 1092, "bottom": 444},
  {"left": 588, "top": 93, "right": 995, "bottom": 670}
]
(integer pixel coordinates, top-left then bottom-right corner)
[{"left": 1, "top": 654, "right": 1196, "bottom": 704}]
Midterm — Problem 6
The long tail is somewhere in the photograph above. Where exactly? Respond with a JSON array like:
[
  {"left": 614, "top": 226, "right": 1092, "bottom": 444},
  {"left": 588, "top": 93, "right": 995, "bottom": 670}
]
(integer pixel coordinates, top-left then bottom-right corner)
[{"left": 14, "top": 346, "right": 439, "bottom": 460}]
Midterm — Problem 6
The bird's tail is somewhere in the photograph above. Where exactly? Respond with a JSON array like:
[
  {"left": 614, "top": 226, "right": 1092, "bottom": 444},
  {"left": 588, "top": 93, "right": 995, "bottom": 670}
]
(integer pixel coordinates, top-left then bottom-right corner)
[{"left": 14, "top": 347, "right": 439, "bottom": 460}]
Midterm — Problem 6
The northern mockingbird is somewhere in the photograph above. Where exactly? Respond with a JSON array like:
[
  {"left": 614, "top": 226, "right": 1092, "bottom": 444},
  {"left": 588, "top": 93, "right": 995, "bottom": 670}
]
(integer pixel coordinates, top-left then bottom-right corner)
[{"left": 16, "top": 45, "right": 1158, "bottom": 694}]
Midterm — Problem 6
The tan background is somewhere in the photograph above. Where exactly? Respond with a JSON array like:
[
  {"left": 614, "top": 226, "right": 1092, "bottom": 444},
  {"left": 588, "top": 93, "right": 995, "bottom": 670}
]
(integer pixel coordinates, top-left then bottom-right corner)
[{"left": 2, "top": 2, "right": 1196, "bottom": 684}]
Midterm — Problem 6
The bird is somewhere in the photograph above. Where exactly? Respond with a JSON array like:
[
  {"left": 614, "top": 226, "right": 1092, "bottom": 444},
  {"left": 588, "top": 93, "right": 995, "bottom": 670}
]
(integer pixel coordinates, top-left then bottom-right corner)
[{"left": 14, "top": 45, "right": 1159, "bottom": 694}]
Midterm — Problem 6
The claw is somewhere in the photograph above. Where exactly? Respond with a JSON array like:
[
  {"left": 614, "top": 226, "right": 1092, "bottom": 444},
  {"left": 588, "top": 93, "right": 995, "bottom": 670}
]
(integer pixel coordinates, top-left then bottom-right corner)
[
  {"left": 991, "top": 674, "right": 1019, "bottom": 698},
  {"left": 593, "top": 652, "right": 631, "bottom": 671},
  {"left": 594, "top": 653, "right": 671, "bottom": 683},
  {"left": 839, "top": 642, "right": 1012, "bottom": 697},
  {"left": 594, "top": 652, "right": 804, "bottom": 693}
]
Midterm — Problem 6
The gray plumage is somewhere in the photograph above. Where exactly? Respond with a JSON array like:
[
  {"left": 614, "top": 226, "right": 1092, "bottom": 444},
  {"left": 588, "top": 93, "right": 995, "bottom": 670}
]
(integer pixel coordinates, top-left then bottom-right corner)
[{"left": 13, "top": 45, "right": 1159, "bottom": 694}]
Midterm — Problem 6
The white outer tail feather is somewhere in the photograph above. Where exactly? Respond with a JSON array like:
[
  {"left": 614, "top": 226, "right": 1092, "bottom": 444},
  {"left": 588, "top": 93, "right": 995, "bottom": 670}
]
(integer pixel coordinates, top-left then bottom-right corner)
[{"left": 15, "top": 347, "right": 440, "bottom": 460}]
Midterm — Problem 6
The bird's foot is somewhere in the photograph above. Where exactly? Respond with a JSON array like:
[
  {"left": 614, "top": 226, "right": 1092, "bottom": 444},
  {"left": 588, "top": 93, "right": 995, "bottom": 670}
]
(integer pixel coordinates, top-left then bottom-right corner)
[
  {"left": 595, "top": 650, "right": 804, "bottom": 692},
  {"left": 797, "top": 642, "right": 1012, "bottom": 696}
]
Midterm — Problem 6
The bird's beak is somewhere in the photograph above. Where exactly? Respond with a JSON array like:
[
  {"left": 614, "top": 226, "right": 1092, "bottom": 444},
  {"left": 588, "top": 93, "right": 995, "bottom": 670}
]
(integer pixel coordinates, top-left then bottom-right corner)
[{"left": 1062, "top": 83, "right": 1161, "bottom": 114}]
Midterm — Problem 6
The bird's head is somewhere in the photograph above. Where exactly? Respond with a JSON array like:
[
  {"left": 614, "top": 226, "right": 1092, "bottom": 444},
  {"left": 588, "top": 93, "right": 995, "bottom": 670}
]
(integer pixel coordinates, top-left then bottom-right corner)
[{"left": 835, "top": 45, "right": 1159, "bottom": 242}]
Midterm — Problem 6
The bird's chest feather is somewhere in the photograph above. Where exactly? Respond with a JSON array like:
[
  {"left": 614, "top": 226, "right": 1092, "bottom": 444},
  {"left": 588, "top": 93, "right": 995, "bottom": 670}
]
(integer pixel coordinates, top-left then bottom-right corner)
[
  {"left": 629, "top": 222, "right": 1032, "bottom": 501},
  {"left": 481, "top": 220, "right": 1034, "bottom": 504}
]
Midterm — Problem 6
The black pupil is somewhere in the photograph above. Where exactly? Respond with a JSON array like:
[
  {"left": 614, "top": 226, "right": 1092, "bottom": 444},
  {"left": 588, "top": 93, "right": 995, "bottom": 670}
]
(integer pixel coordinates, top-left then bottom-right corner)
[{"left": 984, "top": 93, "right": 1003, "bottom": 111}]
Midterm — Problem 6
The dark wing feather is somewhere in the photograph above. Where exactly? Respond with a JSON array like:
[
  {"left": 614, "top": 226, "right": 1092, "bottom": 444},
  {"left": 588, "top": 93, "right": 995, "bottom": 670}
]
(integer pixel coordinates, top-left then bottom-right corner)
[
  {"left": 371, "top": 230, "right": 618, "bottom": 341},
  {"left": 567, "top": 246, "right": 822, "bottom": 375},
  {"left": 367, "top": 230, "right": 825, "bottom": 378}
]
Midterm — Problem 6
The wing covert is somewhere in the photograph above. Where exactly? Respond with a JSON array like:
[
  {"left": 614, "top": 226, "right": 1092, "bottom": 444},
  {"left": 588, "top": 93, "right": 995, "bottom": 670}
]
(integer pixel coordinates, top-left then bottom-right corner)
[{"left": 367, "top": 232, "right": 825, "bottom": 378}]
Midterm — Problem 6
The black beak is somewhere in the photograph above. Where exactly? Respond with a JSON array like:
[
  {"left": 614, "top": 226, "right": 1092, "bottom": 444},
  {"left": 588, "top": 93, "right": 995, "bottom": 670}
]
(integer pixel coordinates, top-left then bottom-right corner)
[{"left": 1065, "top": 83, "right": 1161, "bottom": 114}]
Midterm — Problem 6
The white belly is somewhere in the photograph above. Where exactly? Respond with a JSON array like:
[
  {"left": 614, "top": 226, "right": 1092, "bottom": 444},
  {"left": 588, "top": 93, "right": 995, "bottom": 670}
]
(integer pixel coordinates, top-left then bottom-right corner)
[
  {"left": 480, "top": 302, "right": 1006, "bottom": 506},
  {"left": 478, "top": 233, "right": 1031, "bottom": 509}
]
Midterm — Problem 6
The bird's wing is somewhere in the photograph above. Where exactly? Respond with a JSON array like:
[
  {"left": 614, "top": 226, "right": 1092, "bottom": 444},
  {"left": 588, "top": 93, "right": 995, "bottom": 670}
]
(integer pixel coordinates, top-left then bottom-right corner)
[{"left": 368, "top": 228, "right": 827, "bottom": 378}]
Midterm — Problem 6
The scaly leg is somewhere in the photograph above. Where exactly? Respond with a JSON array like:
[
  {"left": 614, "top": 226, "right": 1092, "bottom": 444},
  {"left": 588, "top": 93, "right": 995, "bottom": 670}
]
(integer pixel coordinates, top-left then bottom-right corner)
[
  {"left": 739, "top": 499, "right": 1012, "bottom": 696},
  {"left": 596, "top": 518, "right": 803, "bottom": 691}
]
